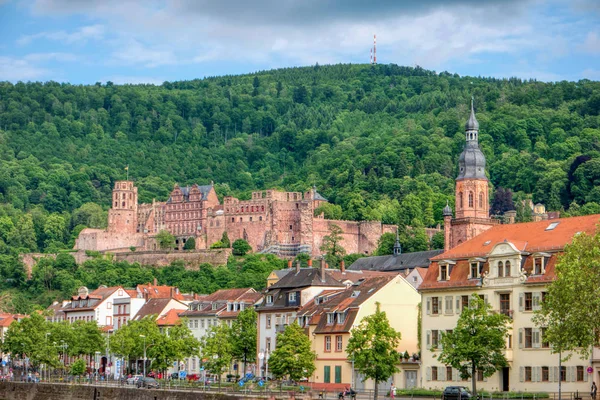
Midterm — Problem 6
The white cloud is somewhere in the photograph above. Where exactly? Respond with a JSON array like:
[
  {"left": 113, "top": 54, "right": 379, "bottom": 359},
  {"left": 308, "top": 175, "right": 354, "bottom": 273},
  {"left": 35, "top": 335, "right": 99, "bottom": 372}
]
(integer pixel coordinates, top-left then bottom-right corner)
[
  {"left": 108, "top": 40, "right": 179, "bottom": 68},
  {"left": 24, "top": 52, "right": 78, "bottom": 62},
  {"left": 581, "top": 32, "right": 600, "bottom": 54},
  {"left": 0, "top": 56, "right": 50, "bottom": 81},
  {"left": 17, "top": 24, "right": 105, "bottom": 45}
]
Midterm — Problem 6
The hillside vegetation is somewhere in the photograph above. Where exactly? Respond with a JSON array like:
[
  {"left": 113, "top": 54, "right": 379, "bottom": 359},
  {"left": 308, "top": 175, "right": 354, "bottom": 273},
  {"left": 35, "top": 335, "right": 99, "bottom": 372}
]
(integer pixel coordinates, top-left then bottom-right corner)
[{"left": 1, "top": 63, "right": 599, "bottom": 309}]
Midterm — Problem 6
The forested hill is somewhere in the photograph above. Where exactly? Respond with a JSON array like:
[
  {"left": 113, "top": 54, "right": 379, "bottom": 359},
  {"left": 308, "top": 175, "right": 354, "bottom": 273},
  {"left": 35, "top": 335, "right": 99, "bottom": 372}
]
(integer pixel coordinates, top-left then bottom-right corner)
[{"left": 1, "top": 63, "right": 600, "bottom": 256}]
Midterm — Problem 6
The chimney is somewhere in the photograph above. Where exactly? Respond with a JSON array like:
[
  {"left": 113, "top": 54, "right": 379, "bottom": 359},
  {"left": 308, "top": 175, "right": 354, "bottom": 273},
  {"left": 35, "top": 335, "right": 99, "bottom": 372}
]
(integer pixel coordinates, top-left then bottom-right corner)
[
  {"left": 170, "top": 287, "right": 174, "bottom": 298},
  {"left": 296, "top": 260, "right": 301, "bottom": 273},
  {"left": 308, "top": 259, "right": 313, "bottom": 267},
  {"left": 153, "top": 277, "right": 158, "bottom": 286},
  {"left": 288, "top": 260, "right": 293, "bottom": 269},
  {"left": 320, "top": 258, "right": 326, "bottom": 282},
  {"left": 340, "top": 260, "right": 345, "bottom": 273}
]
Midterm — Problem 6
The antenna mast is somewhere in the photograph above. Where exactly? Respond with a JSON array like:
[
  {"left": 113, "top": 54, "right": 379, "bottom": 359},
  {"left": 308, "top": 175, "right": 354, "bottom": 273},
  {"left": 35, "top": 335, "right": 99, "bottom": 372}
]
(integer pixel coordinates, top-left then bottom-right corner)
[{"left": 373, "top": 34, "right": 377, "bottom": 64}]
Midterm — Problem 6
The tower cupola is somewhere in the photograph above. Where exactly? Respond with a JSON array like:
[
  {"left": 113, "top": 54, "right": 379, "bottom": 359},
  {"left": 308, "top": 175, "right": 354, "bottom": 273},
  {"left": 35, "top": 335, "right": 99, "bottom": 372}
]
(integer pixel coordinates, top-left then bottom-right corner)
[{"left": 457, "top": 98, "right": 487, "bottom": 181}]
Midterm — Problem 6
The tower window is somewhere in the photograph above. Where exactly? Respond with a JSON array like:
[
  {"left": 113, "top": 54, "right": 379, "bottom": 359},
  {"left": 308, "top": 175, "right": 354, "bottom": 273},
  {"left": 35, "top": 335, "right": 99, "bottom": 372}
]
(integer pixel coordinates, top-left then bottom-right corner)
[
  {"left": 122, "top": 202, "right": 125, "bottom": 207},
  {"left": 468, "top": 192, "right": 474, "bottom": 208},
  {"left": 459, "top": 192, "right": 463, "bottom": 209},
  {"left": 479, "top": 192, "right": 483, "bottom": 208}
]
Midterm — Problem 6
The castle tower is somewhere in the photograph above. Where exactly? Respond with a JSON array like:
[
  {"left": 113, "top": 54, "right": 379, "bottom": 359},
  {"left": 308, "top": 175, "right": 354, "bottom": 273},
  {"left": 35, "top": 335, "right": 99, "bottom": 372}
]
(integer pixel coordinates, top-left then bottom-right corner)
[
  {"left": 445, "top": 99, "right": 497, "bottom": 250},
  {"left": 108, "top": 180, "right": 138, "bottom": 234}
]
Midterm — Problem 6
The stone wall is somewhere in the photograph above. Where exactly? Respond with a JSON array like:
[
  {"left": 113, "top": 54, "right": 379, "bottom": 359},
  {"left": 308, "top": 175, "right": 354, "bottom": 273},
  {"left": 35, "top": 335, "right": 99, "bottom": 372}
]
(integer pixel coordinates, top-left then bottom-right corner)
[
  {"left": 113, "top": 249, "right": 231, "bottom": 268},
  {"left": 0, "top": 381, "right": 247, "bottom": 400}
]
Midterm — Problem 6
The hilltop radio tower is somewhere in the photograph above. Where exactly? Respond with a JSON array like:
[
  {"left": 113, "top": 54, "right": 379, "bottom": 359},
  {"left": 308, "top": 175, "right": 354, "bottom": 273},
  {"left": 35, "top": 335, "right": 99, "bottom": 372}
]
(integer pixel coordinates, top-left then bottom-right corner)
[{"left": 370, "top": 34, "right": 377, "bottom": 64}]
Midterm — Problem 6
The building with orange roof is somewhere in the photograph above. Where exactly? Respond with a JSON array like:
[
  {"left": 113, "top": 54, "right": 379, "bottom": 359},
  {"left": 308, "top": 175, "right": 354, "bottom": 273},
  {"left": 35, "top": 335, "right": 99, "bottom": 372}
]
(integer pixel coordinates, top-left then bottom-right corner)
[
  {"left": 179, "top": 287, "right": 260, "bottom": 375},
  {"left": 420, "top": 139, "right": 600, "bottom": 393},
  {"left": 296, "top": 274, "right": 421, "bottom": 390},
  {"left": 156, "top": 308, "right": 186, "bottom": 331}
]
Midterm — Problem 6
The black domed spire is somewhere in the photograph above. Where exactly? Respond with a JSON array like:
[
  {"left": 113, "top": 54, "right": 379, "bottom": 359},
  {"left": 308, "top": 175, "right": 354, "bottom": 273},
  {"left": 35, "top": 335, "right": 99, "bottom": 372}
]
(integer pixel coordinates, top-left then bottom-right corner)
[
  {"left": 457, "top": 98, "right": 487, "bottom": 180},
  {"left": 443, "top": 200, "right": 453, "bottom": 217}
]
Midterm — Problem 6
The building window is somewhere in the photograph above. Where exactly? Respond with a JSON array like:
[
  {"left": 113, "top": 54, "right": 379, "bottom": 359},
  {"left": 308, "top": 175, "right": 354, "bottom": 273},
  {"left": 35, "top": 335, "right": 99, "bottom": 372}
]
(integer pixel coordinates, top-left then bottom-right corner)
[
  {"left": 289, "top": 292, "right": 296, "bottom": 303},
  {"left": 479, "top": 192, "right": 484, "bottom": 208},
  {"left": 468, "top": 192, "right": 474, "bottom": 207},
  {"left": 431, "top": 366, "right": 438, "bottom": 381},
  {"left": 259, "top": 216, "right": 263, "bottom": 221},
  {"left": 541, "top": 328, "right": 549, "bottom": 348},
  {"left": 201, "top": 319, "right": 205, "bottom": 328},
  {"left": 335, "top": 365, "right": 342, "bottom": 384},
  {"left": 327, "top": 313, "right": 335, "bottom": 324},
  {"left": 461, "top": 295, "right": 469, "bottom": 310},
  {"left": 560, "top": 366, "right": 566, "bottom": 382},
  {"left": 498, "top": 261, "right": 504, "bottom": 277},
  {"left": 477, "top": 370, "right": 484, "bottom": 382},
  {"left": 534, "top": 258, "right": 543, "bottom": 274},
  {"left": 525, "top": 367, "right": 532, "bottom": 382},
  {"left": 470, "top": 263, "right": 479, "bottom": 278},
  {"left": 440, "top": 265, "right": 448, "bottom": 281},
  {"left": 336, "top": 335, "right": 343, "bottom": 352},
  {"left": 266, "top": 315, "right": 271, "bottom": 329},
  {"left": 324, "top": 366, "right": 331, "bottom": 383},
  {"left": 524, "top": 292, "right": 533, "bottom": 311},
  {"left": 500, "top": 294, "right": 511, "bottom": 317},
  {"left": 524, "top": 328, "right": 533, "bottom": 348},
  {"left": 542, "top": 366, "right": 549, "bottom": 382},
  {"left": 325, "top": 336, "right": 331, "bottom": 352},
  {"left": 458, "top": 192, "right": 463, "bottom": 209},
  {"left": 338, "top": 312, "right": 346, "bottom": 324},
  {"left": 577, "top": 366, "right": 584, "bottom": 381},
  {"left": 194, "top": 319, "right": 198, "bottom": 329},
  {"left": 232, "top": 217, "right": 235, "bottom": 222},
  {"left": 266, "top": 337, "right": 271, "bottom": 352},
  {"left": 431, "top": 330, "right": 439, "bottom": 348},
  {"left": 446, "top": 366, "right": 453, "bottom": 381},
  {"left": 432, "top": 297, "right": 440, "bottom": 315},
  {"left": 266, "top": 295, "right": 273, "bottom": 305}
]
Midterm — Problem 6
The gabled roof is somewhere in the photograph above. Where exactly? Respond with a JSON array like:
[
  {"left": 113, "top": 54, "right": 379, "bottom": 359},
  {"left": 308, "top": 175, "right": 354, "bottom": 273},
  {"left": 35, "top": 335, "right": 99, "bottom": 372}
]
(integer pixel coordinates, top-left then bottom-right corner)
[
  {"left": 432, "top": 214, "right": 600, "bottom": 260},
  {"left": 298, "top": 275, "right": 397, "bottom": 334},
  {"left": 348, "top": 250, "right": 442, "bottom": 272},
  {"left": 157, "top": 308, "right": 186, "bottom": 326},
  {"left": 314, "top": 191, "right": 328, "bottom": 202},
  {"left": 201, "top": 288, "right": 256, "bottom": 302},
  {"left": 167, "top": 184, "right": 213, "bottom": 202},
  {"left": 133, "top": 298, "right": 184, "bottom": 320},
  {"left": 136, "top": 283, "right": 185, "bottom": 301},
  {"left": 0, "top": 313, "right": 26, "bottom": 328},
  {"left": 180, "top": 288, "right": 258, "bottom": 317},
  {"left": 268, "top": 268, "right": 345, "bottom": 290}
]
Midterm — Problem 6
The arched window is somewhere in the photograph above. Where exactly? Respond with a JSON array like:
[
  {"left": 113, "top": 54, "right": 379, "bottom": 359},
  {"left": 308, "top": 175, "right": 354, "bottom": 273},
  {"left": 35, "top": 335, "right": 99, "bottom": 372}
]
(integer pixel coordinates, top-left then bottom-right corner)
[
  {"left": 498, "top": 261, "right": 504, "bottom": 277},
  {"left": 122, "top": 202, "right": 125, "bottom": 208},
  {"left": 468, "top": 192, "right": 474, "bottom": 208},
  {"left": 479, "top": 192, "right": 484, "bottom": 208},
  {"left": 505, "top": 260, "right": 511, "bottom": 277},
  {"left": 459, "top": 192, "right": 463, "bottom": 209},
  {"left": 122, "top": 193, "right": 126, "bottom": 199}
]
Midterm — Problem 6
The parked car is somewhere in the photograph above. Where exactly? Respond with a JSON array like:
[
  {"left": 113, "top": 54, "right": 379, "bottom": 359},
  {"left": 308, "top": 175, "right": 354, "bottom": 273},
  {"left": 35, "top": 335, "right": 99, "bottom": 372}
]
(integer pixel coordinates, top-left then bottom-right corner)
[
  {"left": 442, "top": 386, "right": 472, "bottom": 400},
  {"left": 126, "top": 375, "right": 143, "bottom": 385},
  {"left": 137, "top": 377, "right": 160, "bottom": 389}
]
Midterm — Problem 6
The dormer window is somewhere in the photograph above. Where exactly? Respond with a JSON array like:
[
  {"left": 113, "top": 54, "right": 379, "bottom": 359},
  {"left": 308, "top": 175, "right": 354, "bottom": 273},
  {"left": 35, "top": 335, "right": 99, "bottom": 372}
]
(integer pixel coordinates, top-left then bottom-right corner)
[
  {"left": 212, "top": 303, "right": 217, "bottom": 310},
  {"left": 439, "top": 265, "right": 449, "bottom": 281},
  {"left": 534, "top": 257, "right": 544, "bottom": 275},
  {"left": 266, "top": 295, "right": 274, "bottom": 305},
  {"left": 327, "top": 313, "right": 335, "bottom": 325},
  {"left": 337, "top": 312, "right": 346, "bottom": 324},
  {"left": 289, "top": 292, "right": 297, "bottom": 303}
]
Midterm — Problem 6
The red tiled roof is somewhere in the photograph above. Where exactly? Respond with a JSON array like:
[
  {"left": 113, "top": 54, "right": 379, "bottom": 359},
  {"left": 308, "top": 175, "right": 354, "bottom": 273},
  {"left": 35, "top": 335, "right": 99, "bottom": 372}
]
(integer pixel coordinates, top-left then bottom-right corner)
[
  {"left": 201, "top": 288, "right": 256, "bottom": 302},
  {"left": 157, "top": 308, "right": 185, "bottom": 326},
  {"left": 432, "top": 215, "right": 600, "bottom": 260},
  {"left": 136, "top": 284, "right": 185, "bottom": 300},
  {"left": 415, "top": 267, "right": 428, "bottom": 279}
]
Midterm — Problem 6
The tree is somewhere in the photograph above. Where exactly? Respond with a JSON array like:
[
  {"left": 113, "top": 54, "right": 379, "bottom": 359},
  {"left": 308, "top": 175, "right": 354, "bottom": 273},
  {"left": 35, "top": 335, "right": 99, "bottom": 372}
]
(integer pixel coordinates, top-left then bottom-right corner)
[
  {"left": 183, "top": 237, "right": 196, "bottom": 250},
  {"left": 220, "top": 232, "right": 231, "bottom": 248},
  {"left": 374, "top": 232, "right": 396, "bottom": 256},
  {"left": 346, "top": 303, "right": 401, "bottom": 400},
  {"left": 269, "top": 322, "right": 316, "bottom": 381},
  {"left": 2, "top": 313, "right": 59, "bottom": 368},
  {"left": 430, "top": 231, "right": 445, "bottom": 250},
  {"left": 232, "top": 239, "right": 252, "bottom": 256},
  {"left": 70, "top": 321, "right": 105, "bottom": 358},
  {"left": 70, "top": 358, "right": 87, "bottom": 377},
  {"left": 319, "top": 223, "right": 346, "bottom": 267},
  {"left": 150, "top": 319, "right": 200, "bottom": 375},
  {"left": 490, "top": 187, "right": 514, "bottom": 215},
  {"left": 230, "top": 308, "right": 257, "bottom": 375},
  {"left": 156, "top": 230, "right": 175, "bottom": 250},
  {"left": 533, "top": 230, "right": 600, "bottom": 396},
  {"left": 200, "top": 323, "right": 233, "bottom": 388},
  {"left": 437, "top": 294, "right": 509, "bottom": 396}
]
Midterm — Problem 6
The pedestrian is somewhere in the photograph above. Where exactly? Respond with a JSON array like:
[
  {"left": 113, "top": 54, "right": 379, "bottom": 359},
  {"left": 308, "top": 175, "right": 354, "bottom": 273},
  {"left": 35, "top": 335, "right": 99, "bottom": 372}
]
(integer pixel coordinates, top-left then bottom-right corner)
[
  {"left": 390, "top": 383, "right": 396, "bottom": 399},
  {"left": 592, "top": 381, "right": 597, "bottom": 400}
]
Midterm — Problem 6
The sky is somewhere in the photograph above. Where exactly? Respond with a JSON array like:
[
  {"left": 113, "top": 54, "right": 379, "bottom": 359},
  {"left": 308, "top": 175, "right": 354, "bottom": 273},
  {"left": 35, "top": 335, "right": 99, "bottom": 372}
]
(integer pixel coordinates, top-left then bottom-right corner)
[{"left": 0, "top": 0, "right": 599, "bottom": 84}]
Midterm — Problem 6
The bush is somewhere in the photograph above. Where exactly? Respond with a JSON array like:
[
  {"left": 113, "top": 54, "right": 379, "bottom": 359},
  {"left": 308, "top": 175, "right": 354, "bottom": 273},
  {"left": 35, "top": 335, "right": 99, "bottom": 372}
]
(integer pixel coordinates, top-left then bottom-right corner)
[
  {"left": 232, "top": 239, "right": 251, "bottom": 256},
  {"left": 129, "top": 246, "right": 136, "bottom": 252},
  {"left": 184, "top": 237, "right": 196, "bottom": 250}
]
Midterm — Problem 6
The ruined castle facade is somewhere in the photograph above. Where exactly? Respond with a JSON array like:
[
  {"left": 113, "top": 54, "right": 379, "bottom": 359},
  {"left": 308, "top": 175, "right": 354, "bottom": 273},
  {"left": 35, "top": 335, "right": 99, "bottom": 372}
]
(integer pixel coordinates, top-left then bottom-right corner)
[{"left": 75, "top": 183, "right": 397, "bottom": 258}]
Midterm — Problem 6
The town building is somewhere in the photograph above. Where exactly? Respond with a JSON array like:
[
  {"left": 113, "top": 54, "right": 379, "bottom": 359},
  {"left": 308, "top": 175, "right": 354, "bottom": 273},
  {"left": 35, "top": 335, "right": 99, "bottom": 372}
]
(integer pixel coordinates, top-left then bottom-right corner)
[
  {"left": 131, "top": 298, "right": 188, "bottom": 322},
  {"left": 297, "top": 274, "right": 421, "bottom": 391},
  {"left": 63, "top": 286, "right": 130, "bottom": 326},
  {"left": 179, "top": 288, "right": 261, "bottom": 375},
  {"left": 420, "top": 103, "right": 598, "bottom": 392},
  {"left": 75, "top": 183, "right": 398, "bottom": 258}
]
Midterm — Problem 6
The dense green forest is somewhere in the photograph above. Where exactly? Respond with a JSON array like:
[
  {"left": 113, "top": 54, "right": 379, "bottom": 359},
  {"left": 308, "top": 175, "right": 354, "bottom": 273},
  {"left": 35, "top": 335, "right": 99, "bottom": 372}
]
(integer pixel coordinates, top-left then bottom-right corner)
[{"left": 1, "top": 63, "right": 600, "bottom": 310}]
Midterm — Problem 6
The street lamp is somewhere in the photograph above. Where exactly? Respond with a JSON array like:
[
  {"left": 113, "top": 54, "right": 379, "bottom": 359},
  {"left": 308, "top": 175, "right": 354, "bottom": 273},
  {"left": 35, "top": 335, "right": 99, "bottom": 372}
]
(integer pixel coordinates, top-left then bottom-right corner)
[
  {"left": 95, "top": 351, "right": 101, "bottom": 380},
  {"left": 139, "top": 335, "right": 147, "bottom": 377}
]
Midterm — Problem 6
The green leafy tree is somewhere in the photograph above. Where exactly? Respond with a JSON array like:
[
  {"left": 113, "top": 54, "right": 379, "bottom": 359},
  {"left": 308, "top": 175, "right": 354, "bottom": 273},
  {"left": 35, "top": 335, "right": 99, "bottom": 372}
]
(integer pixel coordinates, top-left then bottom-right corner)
[
  {"left": 156, "top": 230, "right": 176, "bottom": 250},
  {"left": 230, "top": 308, "right": 257, "bottom": 374},
  {"left": 269, "top": 322, "right": 316, "bottom": 381},
  {"left": 232, "top": 239, "right": 252, "bottom": 256},
  {"left": 200, "top": 323, "right": 233, "bottom": 388},
  {"left": 2, "top": 313, "right": 59, "bottom": 368},
  {"left": 374, "top": 232, "right": 396, "bottom": 256},
  {"left": 314, "top": 203, "right": 343, "bottom": 219},
  {"left": 346, "top": 303, "right": 401, "bottom": 400},
  {"left": 70, "top": 358, "right": 87, "bottom": 377},
  {"left": 319, "top": 223, "right": 346, "bottom": 267},
  {"left": 220, "top": 232, "right": 231, "bottom": 248},
  {"left": 183, "top": 237, "right": 196, "bottom": 250},
  {"left": 70, "top": 321, "right": 105, "bottom": 358},
  {"left": 150, "top": 319, "right": 200, "bottom": 374},
  {"left": 437, "top": 294, "right": 509, "bottom": 396}
]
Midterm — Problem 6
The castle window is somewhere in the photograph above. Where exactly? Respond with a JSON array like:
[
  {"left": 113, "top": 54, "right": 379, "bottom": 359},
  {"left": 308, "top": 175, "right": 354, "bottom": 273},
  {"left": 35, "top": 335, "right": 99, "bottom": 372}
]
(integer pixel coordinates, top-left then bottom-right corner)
[
  {"left": 232, "top": 217, "right": 235, "bottom": 222},
  {"left": 468, "top": 192, "right": 474, "bottom": 208},
  {"left": 130, "top": 193, "right": 132, "bottom": 200},
  {"left": 261, "top": 206, "right": 265, "bottom": 212},
  {"left": 289, "top": 225, "right": 293, "bottom": 230},
  {"left": 498, "top": 261, "right": 504, "bottom": 277},
  {"left": 122, "top": 202, "right": 125, "bottom": 207},
  {"left": 240, "top": 217, "right": 243, "bottom": 222},
  {"left": 114, "top": 202, "right": 117, "bottom": 207},
  {"left": 459, "top": 192, "right": 463, "bottom": 209},
  {"left": 250, "top": 217, "right": 253, "bottom": 221},
  {"left": 122, "top": 193, "right": 126, "bottom": 199},
  {"left": 479, "top": 192, "right": 483, "bottom": 208}
]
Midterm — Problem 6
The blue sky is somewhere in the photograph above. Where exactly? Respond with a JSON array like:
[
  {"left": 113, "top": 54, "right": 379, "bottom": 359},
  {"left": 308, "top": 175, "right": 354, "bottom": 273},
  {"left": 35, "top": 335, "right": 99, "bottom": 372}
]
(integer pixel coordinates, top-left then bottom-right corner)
[{"left": 1, "top": 0, "right": 599, "bottom": 84}]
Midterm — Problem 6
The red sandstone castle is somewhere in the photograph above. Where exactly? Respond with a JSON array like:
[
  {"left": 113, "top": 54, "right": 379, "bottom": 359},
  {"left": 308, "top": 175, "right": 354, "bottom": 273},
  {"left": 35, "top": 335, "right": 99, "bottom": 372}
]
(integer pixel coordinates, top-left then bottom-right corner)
[{"left": 75, "top": 183, "right": 397, "bottom": 257}]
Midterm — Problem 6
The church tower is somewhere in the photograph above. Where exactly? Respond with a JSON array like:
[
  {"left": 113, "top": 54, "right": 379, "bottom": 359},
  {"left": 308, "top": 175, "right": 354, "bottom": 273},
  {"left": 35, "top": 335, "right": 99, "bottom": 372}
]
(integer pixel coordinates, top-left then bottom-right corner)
[
  {"left": 108, "top": 180, "right": 138, "bottom": 234},
  {"left": 444, "top": 99, "right": 497, "bottom": 251}
]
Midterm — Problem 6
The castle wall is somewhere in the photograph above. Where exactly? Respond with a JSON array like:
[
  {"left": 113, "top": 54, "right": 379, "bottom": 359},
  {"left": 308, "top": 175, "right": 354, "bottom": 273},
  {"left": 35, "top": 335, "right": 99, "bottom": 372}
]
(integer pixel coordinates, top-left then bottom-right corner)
[
  {"left": 112, "top": 249, "right": 231, "bottom": 268},
  {"left": 76, "top": 229, "right": 144, "bottom": 252}
]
